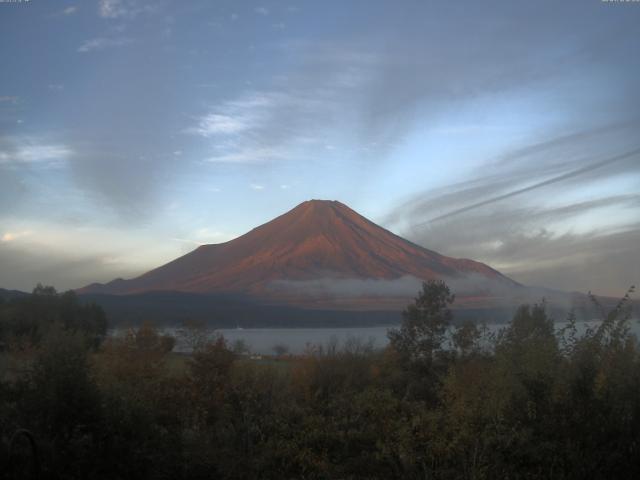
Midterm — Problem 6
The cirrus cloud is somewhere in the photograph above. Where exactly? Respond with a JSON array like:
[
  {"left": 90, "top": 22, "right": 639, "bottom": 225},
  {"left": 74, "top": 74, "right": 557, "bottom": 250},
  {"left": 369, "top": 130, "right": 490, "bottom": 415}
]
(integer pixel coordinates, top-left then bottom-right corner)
[{"left": 77, "top": 37, "right": 133, "bottom": 53}]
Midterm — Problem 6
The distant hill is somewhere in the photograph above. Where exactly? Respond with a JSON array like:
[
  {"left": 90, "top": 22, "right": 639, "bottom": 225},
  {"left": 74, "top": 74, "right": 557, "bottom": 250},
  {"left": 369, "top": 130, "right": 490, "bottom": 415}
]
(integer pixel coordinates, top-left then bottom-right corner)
[{"left": 0, "top": 288, "right": 29, "bottom": 301}]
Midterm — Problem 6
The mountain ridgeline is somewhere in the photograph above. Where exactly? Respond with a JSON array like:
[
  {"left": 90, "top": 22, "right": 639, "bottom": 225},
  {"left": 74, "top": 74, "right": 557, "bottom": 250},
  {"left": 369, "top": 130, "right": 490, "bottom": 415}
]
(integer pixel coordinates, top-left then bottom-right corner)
[{"left": 79, "top": 200, "right": 519, "bottom": 305}]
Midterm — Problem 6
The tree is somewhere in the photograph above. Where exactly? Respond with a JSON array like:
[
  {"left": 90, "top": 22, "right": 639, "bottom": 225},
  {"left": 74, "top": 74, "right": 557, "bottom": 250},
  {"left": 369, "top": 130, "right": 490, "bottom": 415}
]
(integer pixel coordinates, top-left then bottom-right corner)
[
  {"left": 16, "top": 327, "right": 103, "bottom": 477},
  {"left": 495, "top": 302, "right": 559, "bottom": 375},
  {"left": 188, "top": 335, "right": 236, "bottom": 427},
  {"left": 177, "top": 319, "right": 211, "bottom": 353},
  {"left": 0, "top": 285, "right": 107, "bottom": 349},
  {"left": 387, "top": 280, "right": 455, "bottom": 366},
  {"left": 32, "top": 284, "right": 57, "bottom": 296},
  {"left": 232, "top": 338, "right": 250, "bottom": 355},
  {"left": 452, "top": 320, "right": 483, "bottom": 358},
  {"left": 272, "top": 343, "right": 289, "bottom": 357}
]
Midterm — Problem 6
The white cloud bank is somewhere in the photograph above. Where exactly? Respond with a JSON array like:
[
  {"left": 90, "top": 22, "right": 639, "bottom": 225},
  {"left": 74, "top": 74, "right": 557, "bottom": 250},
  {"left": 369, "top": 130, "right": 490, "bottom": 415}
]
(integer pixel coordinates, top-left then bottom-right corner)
[{"left": 0, "top": 141, "right": 72, "bottom": 166}]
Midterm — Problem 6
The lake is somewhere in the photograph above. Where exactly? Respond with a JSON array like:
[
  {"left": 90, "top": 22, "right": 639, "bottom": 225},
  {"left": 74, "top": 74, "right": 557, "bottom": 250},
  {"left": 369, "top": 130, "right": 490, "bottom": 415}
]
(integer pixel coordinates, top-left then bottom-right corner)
[{"left": 112, "top": 319, "right": 640, "bottom": 355}]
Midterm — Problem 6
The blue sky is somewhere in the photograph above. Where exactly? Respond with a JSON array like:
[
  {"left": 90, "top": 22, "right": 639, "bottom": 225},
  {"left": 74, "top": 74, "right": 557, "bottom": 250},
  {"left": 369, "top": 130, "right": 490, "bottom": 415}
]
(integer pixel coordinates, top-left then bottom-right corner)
[{"left": 0, "top": 0, "right": 639, "bottom": 295}]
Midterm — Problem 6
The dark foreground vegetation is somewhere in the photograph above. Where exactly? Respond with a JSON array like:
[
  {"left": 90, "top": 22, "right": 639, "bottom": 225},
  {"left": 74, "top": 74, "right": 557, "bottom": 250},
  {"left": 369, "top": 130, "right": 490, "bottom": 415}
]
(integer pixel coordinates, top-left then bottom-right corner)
[{"left": 1, "top": 282, "right": 639, "bottom": 479}]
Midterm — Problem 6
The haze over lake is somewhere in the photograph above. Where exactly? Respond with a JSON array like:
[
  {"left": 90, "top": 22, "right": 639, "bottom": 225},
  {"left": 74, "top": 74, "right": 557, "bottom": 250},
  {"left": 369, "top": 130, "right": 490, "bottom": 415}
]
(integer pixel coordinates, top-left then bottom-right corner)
[{"left": 112, "top": 320, "right": 640, "bottom": 355}]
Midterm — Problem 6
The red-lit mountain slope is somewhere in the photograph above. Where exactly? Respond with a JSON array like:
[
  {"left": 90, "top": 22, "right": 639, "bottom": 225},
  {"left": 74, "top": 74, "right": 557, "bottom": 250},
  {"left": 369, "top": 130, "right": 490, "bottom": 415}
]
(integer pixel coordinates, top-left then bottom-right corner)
[{"left": 79, "top": 200, "right": 519, "bottom": 305}]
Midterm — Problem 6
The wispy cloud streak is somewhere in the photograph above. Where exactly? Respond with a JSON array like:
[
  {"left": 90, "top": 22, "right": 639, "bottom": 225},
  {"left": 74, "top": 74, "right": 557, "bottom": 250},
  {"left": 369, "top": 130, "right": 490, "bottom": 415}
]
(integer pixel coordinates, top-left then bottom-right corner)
[
  {"left": 77, "top": 37, "right": 132, "bottom": 53},
  {"left": 424, "top": 147, "right": 640, "bottom": 224}
]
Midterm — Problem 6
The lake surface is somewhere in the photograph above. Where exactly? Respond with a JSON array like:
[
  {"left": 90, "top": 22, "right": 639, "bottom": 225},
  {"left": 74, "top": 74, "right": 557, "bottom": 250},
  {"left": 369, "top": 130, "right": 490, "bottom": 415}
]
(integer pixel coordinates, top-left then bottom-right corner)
[
  {"left": 112, "top": 319, "right": 640, "bottom": 355},
  {"left": 185, "top": 326, "right": 393, "bottom": 354}
]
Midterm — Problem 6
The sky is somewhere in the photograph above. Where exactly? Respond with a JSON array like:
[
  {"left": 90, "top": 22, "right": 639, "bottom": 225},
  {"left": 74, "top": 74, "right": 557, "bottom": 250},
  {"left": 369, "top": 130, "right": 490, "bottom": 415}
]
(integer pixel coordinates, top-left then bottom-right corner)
[{"left": 0, "top": 0, "right": 639, "bottom": 296}]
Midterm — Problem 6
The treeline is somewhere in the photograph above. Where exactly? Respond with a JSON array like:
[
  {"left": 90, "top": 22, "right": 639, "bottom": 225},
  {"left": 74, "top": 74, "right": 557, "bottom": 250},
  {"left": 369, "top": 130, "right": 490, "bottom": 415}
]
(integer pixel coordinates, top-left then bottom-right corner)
[{"left": 1, "top": 282, "right": 639, "bottom": 479}]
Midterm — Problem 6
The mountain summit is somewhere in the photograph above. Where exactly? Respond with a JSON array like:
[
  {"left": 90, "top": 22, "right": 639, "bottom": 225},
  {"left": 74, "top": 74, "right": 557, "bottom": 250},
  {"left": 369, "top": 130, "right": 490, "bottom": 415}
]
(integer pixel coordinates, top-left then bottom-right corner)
[{"left": 80, "top": 200, "right": 518, "bottom": 303}]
